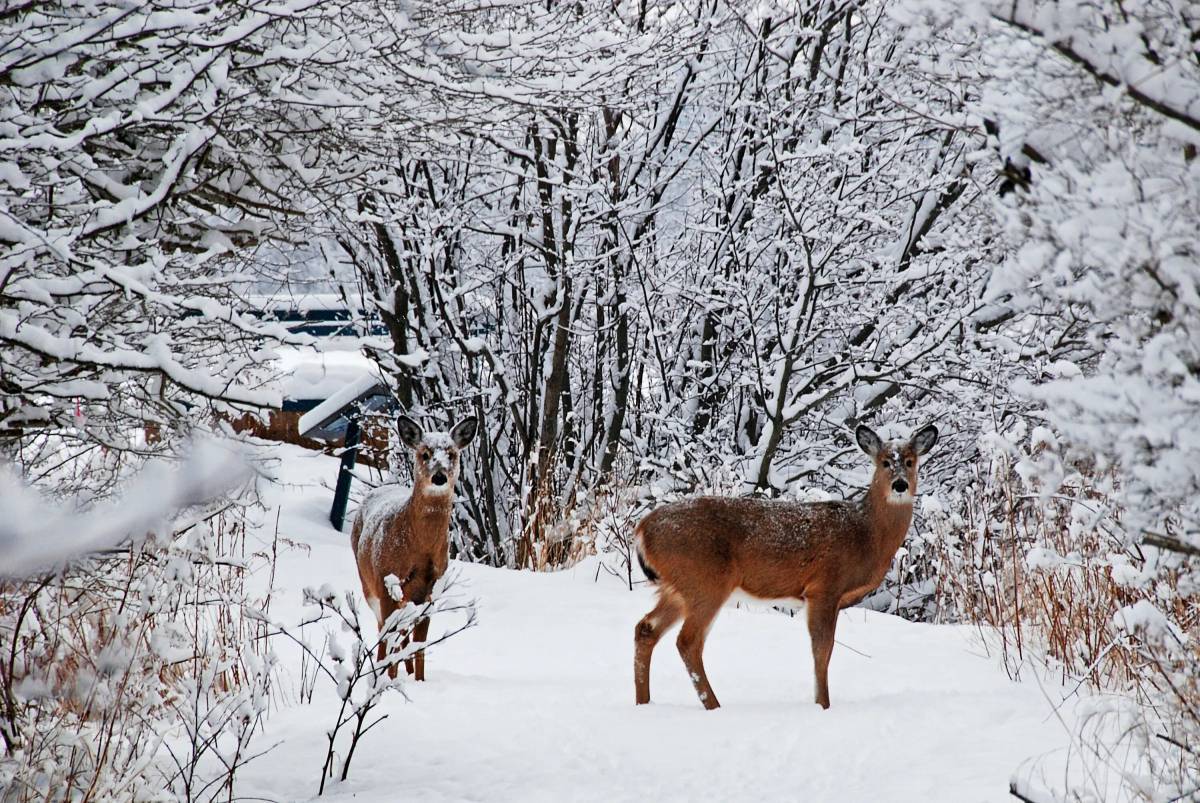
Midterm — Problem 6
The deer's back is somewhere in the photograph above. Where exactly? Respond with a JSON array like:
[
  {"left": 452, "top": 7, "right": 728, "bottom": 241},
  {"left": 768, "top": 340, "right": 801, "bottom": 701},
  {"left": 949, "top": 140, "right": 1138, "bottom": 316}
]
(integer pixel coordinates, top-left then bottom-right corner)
[
  {"left": 638, "top": 496, "right": 872, "bottom": 596},
  {"left": 352, "top": 485, "right": 418, "bottom": 576}
]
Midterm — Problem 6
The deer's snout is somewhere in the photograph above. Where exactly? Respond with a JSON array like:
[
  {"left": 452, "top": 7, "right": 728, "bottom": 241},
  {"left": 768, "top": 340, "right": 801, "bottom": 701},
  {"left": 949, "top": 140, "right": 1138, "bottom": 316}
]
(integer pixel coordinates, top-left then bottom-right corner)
[
  {"left": 426, "top": 447, "right": 453, "bottom": 487},
  {"left": 891, "top": 478, "right": 909, "bottom": 494}
]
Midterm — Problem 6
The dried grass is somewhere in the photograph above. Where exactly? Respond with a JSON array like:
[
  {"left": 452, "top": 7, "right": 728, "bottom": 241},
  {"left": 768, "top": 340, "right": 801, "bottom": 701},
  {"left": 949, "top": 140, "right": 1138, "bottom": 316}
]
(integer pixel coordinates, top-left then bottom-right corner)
[{"left": 925, "top": 438, "right": 1200, "bottom": 800}]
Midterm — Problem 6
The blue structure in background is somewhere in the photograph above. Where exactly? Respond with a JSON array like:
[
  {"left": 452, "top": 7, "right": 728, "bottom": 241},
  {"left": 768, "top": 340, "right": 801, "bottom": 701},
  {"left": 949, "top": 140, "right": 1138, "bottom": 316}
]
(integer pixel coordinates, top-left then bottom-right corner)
[
  {"left": 256, "top": 307, "right": 389, "bottom": 338},
  {"left": 298, "top": 377, "right": 396, "bottom": 531}
]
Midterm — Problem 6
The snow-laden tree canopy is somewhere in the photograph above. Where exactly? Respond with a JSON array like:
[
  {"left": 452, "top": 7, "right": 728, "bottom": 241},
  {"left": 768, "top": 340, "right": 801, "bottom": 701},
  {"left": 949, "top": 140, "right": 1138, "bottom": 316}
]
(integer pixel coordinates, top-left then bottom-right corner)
[{"left": 0, "top": 0, "right": 407, "bottom": 489}]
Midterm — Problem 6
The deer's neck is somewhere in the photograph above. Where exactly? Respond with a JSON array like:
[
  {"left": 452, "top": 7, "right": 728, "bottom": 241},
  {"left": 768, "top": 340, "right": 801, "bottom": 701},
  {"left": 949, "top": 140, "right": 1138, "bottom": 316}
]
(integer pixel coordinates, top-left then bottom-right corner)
[
  {"left": 862, "top": 475, "right": 915, "bottom": 560},
  {"left": 408, "top": 482, "right": 454, "bottom": 522}
]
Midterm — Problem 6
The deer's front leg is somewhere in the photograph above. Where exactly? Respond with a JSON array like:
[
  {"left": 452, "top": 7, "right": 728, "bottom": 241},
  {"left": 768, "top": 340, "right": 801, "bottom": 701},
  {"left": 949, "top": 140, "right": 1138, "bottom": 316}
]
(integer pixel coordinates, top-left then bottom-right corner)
[
  {"left": 806, "top": 595, "right": 839, "bottom": 709},
  {"left": 401, "top": 563, "right": 435, "bottom": 680}
]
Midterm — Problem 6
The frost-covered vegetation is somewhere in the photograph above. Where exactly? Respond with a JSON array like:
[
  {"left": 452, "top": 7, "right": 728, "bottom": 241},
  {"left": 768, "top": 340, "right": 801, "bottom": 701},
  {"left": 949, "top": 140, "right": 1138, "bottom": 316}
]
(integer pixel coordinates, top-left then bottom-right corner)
[{"left": 2, "top": 0, "right": 1199, "bottom": 799}]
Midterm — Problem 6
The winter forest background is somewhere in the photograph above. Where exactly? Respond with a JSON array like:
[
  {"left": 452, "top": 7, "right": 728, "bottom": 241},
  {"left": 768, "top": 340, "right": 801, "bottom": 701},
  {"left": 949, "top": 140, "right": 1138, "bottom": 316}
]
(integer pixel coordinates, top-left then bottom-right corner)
[{"left": 3, "top": 0, "right": 1200, "bottom": 800}]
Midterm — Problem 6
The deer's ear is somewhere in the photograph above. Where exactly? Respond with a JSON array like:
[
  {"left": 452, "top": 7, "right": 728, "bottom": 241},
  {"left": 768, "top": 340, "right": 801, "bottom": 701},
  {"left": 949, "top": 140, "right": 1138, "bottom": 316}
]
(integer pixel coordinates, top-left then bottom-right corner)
[
  {"left": 450, "top": 416, "right": 478, "bottom": 448},
  {"left": 396, "top": 415, "right": 424, "bottom": 449},
  {"left": 855, "top": 425, "right": 882, "bottom": 457},
  {"left": 912, "top": 424, "right": 939, "bottom": 455}
]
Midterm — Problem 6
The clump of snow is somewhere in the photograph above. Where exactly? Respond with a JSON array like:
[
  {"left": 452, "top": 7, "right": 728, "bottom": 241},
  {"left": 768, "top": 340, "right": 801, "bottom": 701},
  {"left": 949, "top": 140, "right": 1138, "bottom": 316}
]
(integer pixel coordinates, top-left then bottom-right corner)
[
  {"left": 423, "top": 432, "right": 455, "bottom": 449},
  {"left": 795, "top": 486, "right": 837, "bottom": 503},
  {"left": 1024, "top": 547, "right": 1066, "bottom": 572},
  {"left": 0, "top": 438, "right": 249, "bottom": 577},
  {"left": 298, "top": 373, "right": 386, "bottom": 438},
  {"left": 395, "top": 348, "right": 429, "bottom": 367},
  {"left": 1109, "top": 560, "right": 1151, "bottom": 589},
  {"left": 1111, "top": 600, "right": 1183, "bottom": 646}
]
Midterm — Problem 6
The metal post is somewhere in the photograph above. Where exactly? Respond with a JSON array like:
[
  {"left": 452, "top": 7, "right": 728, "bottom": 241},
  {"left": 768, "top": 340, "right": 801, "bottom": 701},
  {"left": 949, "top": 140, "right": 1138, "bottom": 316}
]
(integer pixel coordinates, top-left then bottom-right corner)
[{"left": 330, "top": 415, "right": 361, "bottom": 531}]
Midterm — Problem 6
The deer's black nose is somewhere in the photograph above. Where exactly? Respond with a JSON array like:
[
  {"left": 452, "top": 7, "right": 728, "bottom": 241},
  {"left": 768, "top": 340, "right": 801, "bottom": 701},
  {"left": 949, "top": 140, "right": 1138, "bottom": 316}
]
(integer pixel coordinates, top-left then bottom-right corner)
[
  {"left": 892, "top": 479, "right": 909, "bottom": 494},
  {"left": 432, "top": 472, "right": 448, "bottom": 486}
]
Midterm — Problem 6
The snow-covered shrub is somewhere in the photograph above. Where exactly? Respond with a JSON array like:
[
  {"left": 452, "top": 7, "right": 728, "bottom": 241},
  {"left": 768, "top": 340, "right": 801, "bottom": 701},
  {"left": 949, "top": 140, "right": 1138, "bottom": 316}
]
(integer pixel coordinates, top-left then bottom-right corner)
[
  {"left": 925, "top": 423, "right": 1200, "bottom": 800},
  {"left": 0, "top": 508, "right": 276, "bottom": 801},
  {"left": 277, "top": 573, "right": 477, "bottom": 796},
  {"left": 0, "top": 439, "right": 249, "bottom": 578},
  {"left": 974, "top": 4, "right": 1200, "bottom": 549},
  {"left": 927, "top": 424, "right": 1131, "bottom": 676}
]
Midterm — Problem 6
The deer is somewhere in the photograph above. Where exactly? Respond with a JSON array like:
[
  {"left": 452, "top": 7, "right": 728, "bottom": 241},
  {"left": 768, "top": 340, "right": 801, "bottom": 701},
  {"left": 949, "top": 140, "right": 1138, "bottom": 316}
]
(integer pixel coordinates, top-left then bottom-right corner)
[
  {"left": 350, "top": 414, "right": 478, "bottom": 679},
  {"left": 633, "top": 422, "right": 939, "bottom": 710}
]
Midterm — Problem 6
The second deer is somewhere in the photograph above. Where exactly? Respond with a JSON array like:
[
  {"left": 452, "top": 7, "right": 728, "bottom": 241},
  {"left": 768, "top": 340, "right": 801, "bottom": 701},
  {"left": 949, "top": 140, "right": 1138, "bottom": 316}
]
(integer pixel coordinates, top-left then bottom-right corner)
[
  {"left": 633, "top": 423, "right": 938, "bottom": 709},
  {"left": 351, "top": 414, "right": 478, "bottom": 679}
]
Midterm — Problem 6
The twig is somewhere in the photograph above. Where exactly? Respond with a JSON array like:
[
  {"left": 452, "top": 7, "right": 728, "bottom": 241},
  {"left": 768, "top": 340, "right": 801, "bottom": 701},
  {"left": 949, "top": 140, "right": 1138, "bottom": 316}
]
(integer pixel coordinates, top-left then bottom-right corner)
[{"left": 1142, "top": 531, "right": 1200, "bottom": 558}]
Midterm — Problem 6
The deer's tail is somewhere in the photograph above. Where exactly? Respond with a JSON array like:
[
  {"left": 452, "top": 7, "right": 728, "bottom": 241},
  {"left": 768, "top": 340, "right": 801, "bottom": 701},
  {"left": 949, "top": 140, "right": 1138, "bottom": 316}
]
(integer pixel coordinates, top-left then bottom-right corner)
[{"left": 634, "top": 522, "right": 659, "bottom": 584}]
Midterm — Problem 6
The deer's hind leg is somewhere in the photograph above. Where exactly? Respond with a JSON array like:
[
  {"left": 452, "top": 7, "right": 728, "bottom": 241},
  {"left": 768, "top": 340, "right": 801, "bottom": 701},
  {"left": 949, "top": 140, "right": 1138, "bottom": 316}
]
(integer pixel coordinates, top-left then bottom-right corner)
[
  {"left": 676, "top": 590, "right": 730, "bottom": 711},
  {"left": 634, "top": 590, "right": 683, "bottom": 705}
]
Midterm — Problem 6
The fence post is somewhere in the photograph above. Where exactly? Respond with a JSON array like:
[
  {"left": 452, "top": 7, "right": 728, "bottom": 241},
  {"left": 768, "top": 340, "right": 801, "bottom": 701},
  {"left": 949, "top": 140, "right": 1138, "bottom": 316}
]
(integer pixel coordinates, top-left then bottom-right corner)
[{"left": 330, "top": 415, "right": 361, "bottom": 531}]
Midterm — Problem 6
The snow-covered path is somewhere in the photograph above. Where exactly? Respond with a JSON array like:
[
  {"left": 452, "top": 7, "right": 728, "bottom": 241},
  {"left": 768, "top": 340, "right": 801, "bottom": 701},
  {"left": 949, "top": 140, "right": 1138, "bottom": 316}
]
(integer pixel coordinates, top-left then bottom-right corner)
[{"left": 241, "top": 445, "right": 1070, "bottom": 802}]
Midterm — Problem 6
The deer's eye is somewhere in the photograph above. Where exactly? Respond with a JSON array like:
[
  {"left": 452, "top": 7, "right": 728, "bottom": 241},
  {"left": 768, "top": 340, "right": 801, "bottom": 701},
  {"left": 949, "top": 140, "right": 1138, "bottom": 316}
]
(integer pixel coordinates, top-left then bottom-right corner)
[
  {"left": 882, "top": 460, "right": 891, "bottom": 469},
  {"left": 905, "top": 458, "right": 914, "bottom": 468},
  {"left": 420, "top": 450, "right": 430, "bottom": 460}
]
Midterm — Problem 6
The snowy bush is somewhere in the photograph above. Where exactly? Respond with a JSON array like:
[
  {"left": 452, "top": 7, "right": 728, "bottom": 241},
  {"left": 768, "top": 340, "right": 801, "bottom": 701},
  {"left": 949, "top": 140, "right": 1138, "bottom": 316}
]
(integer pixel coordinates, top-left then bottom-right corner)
[
  {"left": 0, "top": 507, "right": 276, "bottom": 801},
  {"left": 888, "top": 1, "right": 1200, "bottom": 797},
  {"left": 925, "top": 421, "right": 1200, "bottom": 801},
  {"left": 949, "top": 0, "right": 1200, "bottom": 553},
  {"left": 277, "top": 573, "right": 477, "bottom": 795}
]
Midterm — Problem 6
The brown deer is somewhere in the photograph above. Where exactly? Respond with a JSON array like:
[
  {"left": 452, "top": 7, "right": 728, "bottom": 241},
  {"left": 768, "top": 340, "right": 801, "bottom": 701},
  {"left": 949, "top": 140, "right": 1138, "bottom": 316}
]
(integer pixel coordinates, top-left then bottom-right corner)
[
  {"left": 633, "top": 422, "right": 938, "bottom": 710},
  {"left": 351, "top": 414, "right": 478, "bottom": 679}
]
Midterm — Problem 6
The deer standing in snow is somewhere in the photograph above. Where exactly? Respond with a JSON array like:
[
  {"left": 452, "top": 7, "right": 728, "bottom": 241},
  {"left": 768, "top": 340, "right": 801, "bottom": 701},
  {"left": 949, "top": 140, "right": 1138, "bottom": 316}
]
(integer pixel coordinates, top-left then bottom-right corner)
[
  {"left": 633, "top": 423, "right": 939, "bottom": 710},
  {"left": 351, "top": 414, "right": 478, "bottom": 679}
]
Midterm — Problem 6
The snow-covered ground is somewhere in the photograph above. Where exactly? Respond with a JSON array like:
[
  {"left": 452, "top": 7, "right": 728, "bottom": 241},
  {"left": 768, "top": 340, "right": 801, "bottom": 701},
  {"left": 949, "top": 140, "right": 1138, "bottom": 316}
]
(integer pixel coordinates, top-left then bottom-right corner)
[{"left": 240, "top": 444, "right": 1073, "bottom": 802}]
